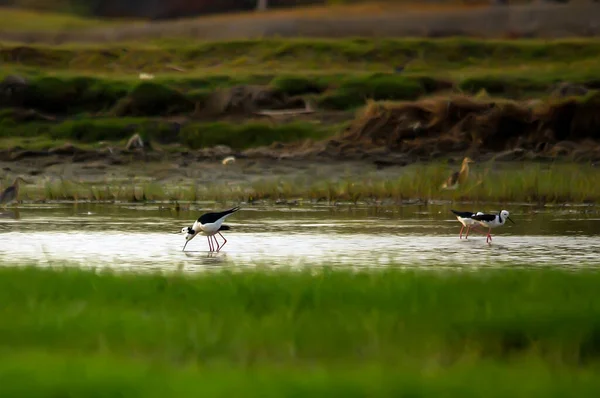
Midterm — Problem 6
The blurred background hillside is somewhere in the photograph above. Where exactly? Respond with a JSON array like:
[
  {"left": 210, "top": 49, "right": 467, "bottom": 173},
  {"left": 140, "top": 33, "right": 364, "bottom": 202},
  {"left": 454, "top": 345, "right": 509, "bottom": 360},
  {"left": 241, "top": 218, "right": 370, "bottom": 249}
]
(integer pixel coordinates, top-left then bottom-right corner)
[
  {"left": 0, "top": 0, "right": 580, "bottom": 20},
  {"left": 0, "top": 0, "right": 596, "bottom": 42}
]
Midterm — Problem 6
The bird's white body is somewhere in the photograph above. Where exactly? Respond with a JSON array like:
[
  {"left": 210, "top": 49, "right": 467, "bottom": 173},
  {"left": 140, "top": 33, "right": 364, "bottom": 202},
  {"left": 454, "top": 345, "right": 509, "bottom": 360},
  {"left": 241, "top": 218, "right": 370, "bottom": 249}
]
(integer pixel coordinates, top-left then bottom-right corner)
[
  {"left": 471, "top": 210, "right": 515, "bottom": 244},
  {"left": 180, "top": 207, "right": 240, "bottom": 252},
  {"left": 456, "top": 211, "right": 483, "bottom": 227},
  {"left": 474, "top": 210, "right": 511, "bottom": 229},
  {"left": 451, "top": 210, "right": 484, "bottom": 240},
  {"left": 187, "top": 217, "right": 227, "bottom": 238},
  {"left": 181, "top": 216, "right": 229, "bottom": 245}
]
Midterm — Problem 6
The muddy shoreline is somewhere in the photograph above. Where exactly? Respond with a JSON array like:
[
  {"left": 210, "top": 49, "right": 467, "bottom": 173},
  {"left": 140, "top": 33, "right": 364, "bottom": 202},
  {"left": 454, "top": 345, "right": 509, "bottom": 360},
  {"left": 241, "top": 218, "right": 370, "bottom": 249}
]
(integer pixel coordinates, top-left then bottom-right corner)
[{"left": 0, "top": 141, "right": 590, "bottom": 191}]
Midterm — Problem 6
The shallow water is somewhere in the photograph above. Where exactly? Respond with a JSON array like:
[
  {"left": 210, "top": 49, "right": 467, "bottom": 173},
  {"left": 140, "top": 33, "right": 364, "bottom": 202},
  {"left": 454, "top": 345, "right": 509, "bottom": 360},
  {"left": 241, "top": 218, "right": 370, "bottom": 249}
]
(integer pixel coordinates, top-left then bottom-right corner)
[{"left": 1, "top": 203, "right": 600, "bottom": 271}]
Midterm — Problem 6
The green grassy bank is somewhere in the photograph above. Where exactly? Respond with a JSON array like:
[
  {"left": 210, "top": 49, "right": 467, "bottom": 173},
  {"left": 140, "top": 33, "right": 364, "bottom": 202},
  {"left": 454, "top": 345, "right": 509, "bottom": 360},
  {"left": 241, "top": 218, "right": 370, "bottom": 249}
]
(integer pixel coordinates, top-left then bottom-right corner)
[
  {"left": 1, "top": 38, "right": 598, "bottom": 115},
  {"left": 0, "top": 117, "right": 339, "bottom": 150},
  {"left": 0, "top": 265, "right": 599, "bottom": 395},
  {"left": 4, "top": 38, "right": 599, "bottom": 73},
  {"left": 1, "top": 38, "right": 598, "bottom": 165},
  {"left": 1, "top": 38, "right": 597, "bottom": 156},
  {"left": 2, "top": 353, "right": 600, "bottom": 397},
  {"left": 0, "top": 69, "right": 586, "bottom": 118}
]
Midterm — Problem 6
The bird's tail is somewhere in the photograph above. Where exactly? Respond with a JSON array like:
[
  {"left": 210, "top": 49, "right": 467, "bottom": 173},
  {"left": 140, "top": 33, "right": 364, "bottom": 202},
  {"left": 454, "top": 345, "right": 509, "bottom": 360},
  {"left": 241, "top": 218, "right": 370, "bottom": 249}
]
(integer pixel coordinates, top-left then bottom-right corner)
[
  {"left": 223, "top": 206, "right": 240, "bottom": 217},
  {"left": 450, "top": 209, "right": 461, "bottom": 216}
]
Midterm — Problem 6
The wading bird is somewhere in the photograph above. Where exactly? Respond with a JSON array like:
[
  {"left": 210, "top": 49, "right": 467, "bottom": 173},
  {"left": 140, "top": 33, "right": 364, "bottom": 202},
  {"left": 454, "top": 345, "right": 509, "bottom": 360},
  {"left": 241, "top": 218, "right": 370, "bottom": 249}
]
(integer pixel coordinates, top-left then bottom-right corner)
[
  {"left": 181, "top": 206, "right": 240, "bottom": 252},
  {"left": 0, "top": 177, "right": 30, "bottom": 208},
  {"left": 450, "top": 210, "right": 484, "bottom": 239},
  {"left": 471, "top": 210, "right": 515, "bottom": 244},
  {"left": 441, "top": 157, "right": 474, "bottom": 190}
]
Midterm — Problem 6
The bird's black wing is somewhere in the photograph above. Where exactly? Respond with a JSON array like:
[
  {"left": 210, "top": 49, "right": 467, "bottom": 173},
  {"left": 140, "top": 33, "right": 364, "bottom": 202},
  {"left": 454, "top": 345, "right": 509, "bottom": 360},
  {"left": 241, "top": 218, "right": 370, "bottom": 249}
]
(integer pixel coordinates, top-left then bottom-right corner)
[
  {"left": 451, "top": 210, "right": 475, "bottom": 218},
  {"left": 198, "top": 206, "right": 240, "bottom": 224},
  {"left": 219, "top": 225, "right": 231, "bottom": 231},
  {"left": 471, "top": 214, "right": 497, "bottom": 222}
]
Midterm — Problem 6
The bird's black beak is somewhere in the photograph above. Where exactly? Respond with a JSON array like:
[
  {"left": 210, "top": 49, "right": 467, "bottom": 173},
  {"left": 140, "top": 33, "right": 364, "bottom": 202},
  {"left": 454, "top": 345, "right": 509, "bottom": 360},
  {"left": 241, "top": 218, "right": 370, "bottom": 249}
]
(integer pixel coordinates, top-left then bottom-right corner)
[
  {"left": 182, "top": 240, "right": 190, "bottom": 252},
  {"left": 508, "top": 217, "right": 515, "bottom": 224}
]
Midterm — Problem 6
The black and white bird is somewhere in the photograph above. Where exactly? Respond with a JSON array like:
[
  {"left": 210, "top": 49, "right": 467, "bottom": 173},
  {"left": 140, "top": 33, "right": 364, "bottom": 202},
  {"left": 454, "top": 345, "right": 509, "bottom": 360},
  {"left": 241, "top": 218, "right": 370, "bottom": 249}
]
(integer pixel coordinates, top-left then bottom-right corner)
[
  {"left": 471, "top": 210, "right": 515, "bottom": 244},
  {"left": 450, "top": 210, "right": 484, "bottom": 239},
  {"left": 181, "top": 206, "right": 240, "bottom": 252}
]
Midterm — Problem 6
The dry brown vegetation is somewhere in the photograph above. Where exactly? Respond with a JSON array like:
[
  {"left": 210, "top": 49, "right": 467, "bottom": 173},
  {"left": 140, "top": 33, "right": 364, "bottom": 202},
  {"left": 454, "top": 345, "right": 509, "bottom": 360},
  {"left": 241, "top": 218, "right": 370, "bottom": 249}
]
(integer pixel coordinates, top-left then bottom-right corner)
[{"left": 266, "top": 93, "right": 600, "bottom": 162}]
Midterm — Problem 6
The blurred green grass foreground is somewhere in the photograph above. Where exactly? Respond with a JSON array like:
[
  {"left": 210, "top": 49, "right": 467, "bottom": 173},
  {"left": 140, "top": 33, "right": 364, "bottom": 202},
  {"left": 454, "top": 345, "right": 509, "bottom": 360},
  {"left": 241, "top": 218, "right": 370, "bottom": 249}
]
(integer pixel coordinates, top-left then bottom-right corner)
[{"left": 1, "top": 265, "right": 600, "bottom": 396}]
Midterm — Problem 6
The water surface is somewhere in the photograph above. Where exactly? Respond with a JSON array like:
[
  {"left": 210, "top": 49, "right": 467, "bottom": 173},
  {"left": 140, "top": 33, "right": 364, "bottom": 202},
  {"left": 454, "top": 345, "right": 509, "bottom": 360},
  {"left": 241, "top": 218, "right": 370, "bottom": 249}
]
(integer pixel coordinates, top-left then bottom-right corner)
[{"left": 1, "top": 203, "right": 599, "bottom": 271}]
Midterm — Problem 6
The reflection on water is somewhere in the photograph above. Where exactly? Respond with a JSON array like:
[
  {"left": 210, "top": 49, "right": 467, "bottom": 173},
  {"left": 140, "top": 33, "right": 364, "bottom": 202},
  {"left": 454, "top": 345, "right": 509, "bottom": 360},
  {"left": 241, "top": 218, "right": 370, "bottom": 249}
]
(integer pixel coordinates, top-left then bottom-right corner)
[
  {"left": 0, "top": 203, "right": 600, "bottom": 271},
  {"left": 0, "top": 209, "right": 20, "bottom": 220}
]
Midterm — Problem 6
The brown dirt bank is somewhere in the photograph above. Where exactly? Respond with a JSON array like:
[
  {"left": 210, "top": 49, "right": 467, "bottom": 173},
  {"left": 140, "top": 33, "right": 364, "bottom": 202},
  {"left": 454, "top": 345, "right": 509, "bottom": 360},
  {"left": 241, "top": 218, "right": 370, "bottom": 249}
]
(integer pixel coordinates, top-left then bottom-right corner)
[
  {"left": 3, "top": 92, "right": 600, "bottom": 170},
  {"left": 254, "top": 93, "right": 600, "bottom": 164},
  {"left": 1, "top": 4, "right": 598, "bottom": 44}
]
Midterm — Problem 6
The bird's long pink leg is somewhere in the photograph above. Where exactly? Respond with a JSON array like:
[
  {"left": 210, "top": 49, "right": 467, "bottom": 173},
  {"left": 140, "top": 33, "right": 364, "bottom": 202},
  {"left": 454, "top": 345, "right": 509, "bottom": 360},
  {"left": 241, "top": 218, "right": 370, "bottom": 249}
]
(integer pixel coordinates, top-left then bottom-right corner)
[
  {"left": 207, "top": 235, "right": 214, "bottom": 252},
  {"left": 217, "top": 232, "right": 228, "bottom": 251},
  {"left": 212, "top": 235, "right": 221, "bottom": 252},
  {"left": 486, "top": 228, "right": 492, "bottom": 244},
  {"left": 459, "top": 225, "right": 464, "bottom": 239},
  {"left": 467, "top": 225, "right": 484, "bottom": 238},
  {"left": 214, "top": 232, "right": 227, "bottom": 251},
  {"left": 471, "top": 224, "right": 485, "bottom": 234}
]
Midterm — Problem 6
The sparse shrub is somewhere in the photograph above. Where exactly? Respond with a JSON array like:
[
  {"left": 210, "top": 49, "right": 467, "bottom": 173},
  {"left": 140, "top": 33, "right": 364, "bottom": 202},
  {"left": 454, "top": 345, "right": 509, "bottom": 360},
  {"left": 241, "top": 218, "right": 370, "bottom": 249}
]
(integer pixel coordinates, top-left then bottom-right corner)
[
  {"left": 111, "top": 82, "right": 195, "bottom": 117},
  {"left": 17, "top": 76, "right": 127, "bottom": 114},
  {"left": 459, "top": 76, "right": 548, "bottom": 96},
  {"left": 270, "top": 75, "right": 328, "bottom": 96},
  {"left": 187, "top": 88, "right": 214, "bottom": 105},
  {"left": 179, "top": 121, "right": 333, "bottom": 149},
  {"left": 49, "top": 119, "right": 135, "bottom": 142},
  {"left": 319, "top": 74, "right": 425, "bottom": 109}
]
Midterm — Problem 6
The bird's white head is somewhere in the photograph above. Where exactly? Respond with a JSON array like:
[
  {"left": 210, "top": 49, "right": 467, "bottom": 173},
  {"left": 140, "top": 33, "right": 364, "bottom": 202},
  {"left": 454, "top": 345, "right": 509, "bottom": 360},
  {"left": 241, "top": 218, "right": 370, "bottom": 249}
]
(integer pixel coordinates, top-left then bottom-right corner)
[
  {"left": 501, "top": 210, "right": 515, "bottom": 224},
  {"left": 182, "top": 226, "right": 196, "bottom": 240}
]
